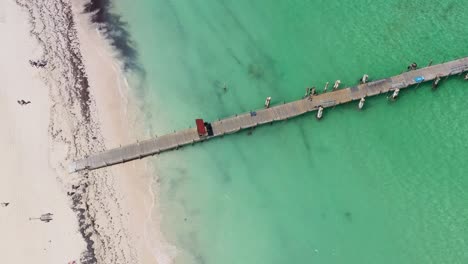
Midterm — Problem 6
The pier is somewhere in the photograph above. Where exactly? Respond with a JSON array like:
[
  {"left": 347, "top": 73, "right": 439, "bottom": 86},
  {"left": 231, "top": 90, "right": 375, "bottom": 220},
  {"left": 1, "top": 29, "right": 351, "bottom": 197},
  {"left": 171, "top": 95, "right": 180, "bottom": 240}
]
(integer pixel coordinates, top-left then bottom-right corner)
[{"left": 69, "top": 57, "right": 468, "bottom": 173}]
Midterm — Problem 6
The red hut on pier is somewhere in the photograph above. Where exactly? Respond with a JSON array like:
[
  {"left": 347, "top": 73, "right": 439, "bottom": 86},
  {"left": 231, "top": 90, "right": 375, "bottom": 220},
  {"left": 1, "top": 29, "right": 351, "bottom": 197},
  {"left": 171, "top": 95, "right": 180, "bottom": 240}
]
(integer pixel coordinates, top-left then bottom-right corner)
[{"left": 195, "top": 119, "right": 207, "bottom": 137}]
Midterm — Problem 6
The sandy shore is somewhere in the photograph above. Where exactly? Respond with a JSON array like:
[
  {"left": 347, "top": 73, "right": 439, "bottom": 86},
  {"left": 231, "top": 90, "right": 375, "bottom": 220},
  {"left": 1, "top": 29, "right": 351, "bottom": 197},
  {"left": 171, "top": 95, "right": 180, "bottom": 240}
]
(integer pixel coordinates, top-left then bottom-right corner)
[
  {"left": 0, "top": 0, "right": 173, "bottom": 263},
  {"left": 0, "top": 1, "right": 85, "bottom": 263}
]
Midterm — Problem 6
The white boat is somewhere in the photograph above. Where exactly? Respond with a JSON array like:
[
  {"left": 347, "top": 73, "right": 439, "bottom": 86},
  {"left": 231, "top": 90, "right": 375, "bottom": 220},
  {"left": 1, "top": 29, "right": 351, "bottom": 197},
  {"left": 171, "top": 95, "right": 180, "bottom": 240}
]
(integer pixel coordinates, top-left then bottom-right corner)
[
  {"left": 333, "top": 80, "right": 341, "bottom": 90},
  {"left": 391, "top": 88, "right": 400, "bottom": 100},
  {"left": 316, "top": 106, "right": 324, "bottom": 119},
  {"left": 361, "top": 74, "right": 369, "bottom": 84},
  {"left": 264, "top": 97, "right": 271, "bottom": 108},
  {"left": 358, "top": 98, "right": 365, "bottom": 109}
]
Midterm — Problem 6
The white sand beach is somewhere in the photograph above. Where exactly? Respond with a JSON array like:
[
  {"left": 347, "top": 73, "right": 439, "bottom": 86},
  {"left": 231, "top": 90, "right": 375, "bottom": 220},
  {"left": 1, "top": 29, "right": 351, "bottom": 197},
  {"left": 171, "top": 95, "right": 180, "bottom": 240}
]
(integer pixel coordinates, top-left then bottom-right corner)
[{"left": 0, "top": 0, "right": 173, "bottom": 263}]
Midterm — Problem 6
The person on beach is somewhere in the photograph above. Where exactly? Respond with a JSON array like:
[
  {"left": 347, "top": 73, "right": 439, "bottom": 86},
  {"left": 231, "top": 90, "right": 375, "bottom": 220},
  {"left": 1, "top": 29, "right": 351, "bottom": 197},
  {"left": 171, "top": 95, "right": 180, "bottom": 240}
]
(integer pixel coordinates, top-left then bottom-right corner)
[
  {"left": 17, "top": 100, "right": 31, "bottom": 105},
  {"left": 29, "top": 59, "right": 47, "bottom": 68}
]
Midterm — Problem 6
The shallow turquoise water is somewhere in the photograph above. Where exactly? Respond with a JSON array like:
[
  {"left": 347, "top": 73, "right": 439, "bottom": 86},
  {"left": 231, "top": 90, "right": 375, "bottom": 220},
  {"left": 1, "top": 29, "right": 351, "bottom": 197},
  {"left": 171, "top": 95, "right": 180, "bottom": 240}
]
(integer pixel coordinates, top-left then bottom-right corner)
[{"left": 112, "top": 1, "right": 468, "bottom": 263}]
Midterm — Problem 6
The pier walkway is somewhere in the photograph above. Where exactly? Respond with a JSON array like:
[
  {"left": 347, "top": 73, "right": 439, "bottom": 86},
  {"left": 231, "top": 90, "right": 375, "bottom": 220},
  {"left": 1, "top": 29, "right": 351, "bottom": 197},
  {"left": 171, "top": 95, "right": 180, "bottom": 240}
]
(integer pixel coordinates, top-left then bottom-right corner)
[{"left": 70, "top": 57, "right": 468, "bottom": 172}]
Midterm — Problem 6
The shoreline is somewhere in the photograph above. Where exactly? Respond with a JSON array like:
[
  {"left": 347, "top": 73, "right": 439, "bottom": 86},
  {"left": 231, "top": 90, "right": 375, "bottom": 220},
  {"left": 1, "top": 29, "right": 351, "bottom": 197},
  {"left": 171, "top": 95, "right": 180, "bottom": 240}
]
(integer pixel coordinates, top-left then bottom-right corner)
[
  {"left": 1, "top": 0, "right": 174, "bottom": 263},
  {"left": 71, "top": 1, "right": 177, "bottom": 262}
]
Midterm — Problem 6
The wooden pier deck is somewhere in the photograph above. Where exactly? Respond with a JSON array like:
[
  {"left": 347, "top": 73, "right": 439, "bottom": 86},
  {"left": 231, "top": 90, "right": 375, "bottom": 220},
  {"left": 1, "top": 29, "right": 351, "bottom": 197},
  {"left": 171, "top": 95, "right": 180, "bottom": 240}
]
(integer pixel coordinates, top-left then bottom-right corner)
[{"left": 69, "top": 57, "right": 468, "bottom": 173}]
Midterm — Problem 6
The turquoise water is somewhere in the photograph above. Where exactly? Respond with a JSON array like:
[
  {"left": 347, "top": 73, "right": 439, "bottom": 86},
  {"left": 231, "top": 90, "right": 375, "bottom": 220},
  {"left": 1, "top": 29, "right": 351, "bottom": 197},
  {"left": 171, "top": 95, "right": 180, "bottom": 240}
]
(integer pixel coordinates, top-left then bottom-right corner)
[{"left": 111, "top": 1, "right": 468, "bottom": 263}]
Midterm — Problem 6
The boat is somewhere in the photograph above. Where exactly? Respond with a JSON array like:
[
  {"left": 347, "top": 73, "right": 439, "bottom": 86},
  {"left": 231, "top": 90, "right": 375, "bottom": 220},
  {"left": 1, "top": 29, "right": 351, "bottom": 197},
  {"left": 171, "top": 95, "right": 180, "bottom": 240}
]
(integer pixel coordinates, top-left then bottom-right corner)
[
  {"left": 432, "top": 75, "right": 441, "bottom": 89},
  {"left": 264, "top": 97, "right": 272, "bottom": 108},
  {"left": 316, "top": 106, "right": 324, "bottom": 119},
  {"left": 358, "top": 98, "right": 365, "bottom": 109},
  {"left": 390, "top": 88, "right": 400, "bottom": 100}
]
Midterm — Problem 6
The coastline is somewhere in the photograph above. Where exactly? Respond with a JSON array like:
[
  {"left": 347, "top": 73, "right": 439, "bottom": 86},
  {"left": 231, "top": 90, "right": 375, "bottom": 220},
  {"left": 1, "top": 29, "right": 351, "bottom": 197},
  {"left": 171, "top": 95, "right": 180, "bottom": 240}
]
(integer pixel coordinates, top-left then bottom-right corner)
[
  {"left": 0, "top": 1, "right": 85, "bottom": 263},
  {"left": 0, "top": 0, "right": 174, "bottom": 263},
  {"left": 70, "top": 1, "right": 176, "bottom": 262}
]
